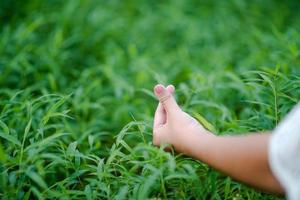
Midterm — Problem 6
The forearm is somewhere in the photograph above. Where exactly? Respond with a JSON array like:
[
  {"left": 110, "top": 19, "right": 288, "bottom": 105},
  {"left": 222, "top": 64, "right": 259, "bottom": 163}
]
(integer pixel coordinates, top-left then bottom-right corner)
[
  {"left": 152, "top": 84, "right": 284, "bottom": 194},
  {"left": 184, "top": 132, "right": 284, "bottom": 194}
]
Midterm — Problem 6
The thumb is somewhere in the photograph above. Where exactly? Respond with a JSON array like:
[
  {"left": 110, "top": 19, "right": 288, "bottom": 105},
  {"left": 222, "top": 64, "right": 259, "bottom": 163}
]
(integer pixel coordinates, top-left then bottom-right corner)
[
  {"left": 154, "top": 84, "right": 180, "bottom": 114},
  {"left": 153, "top": 85, "right": 176, "bottom": 129}
]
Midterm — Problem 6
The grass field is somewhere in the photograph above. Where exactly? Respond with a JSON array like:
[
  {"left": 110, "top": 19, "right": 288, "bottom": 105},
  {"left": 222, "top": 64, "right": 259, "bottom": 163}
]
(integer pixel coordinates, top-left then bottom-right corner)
[{"left": 1, "top": 0, "right": 300, "bottom": 199}]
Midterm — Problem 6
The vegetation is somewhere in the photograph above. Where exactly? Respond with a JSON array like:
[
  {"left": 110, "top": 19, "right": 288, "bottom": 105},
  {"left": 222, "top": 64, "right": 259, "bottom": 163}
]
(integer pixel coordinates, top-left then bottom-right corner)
[{"left": 1, "top": 0, "right": 300, "bottom": 199}]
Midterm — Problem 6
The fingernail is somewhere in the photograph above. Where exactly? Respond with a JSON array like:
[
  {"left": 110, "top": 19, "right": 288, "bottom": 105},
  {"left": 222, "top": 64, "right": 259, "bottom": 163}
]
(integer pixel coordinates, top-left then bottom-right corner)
[
  {"left": 167, "top": 85, "right": 175, "bottom": 93},
  {"left": 155, "top": 85, "right": 164, "bottom": 95}
]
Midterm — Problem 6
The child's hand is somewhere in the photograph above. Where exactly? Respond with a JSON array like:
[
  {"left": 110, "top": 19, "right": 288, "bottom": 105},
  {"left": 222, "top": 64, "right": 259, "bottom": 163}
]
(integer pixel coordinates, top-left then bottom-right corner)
[
  {"left": 152, "top": 84, "right": 284, "bottom": 193},
  {"left": 153, "top": 84, "right": 212, "bottom": 154}
]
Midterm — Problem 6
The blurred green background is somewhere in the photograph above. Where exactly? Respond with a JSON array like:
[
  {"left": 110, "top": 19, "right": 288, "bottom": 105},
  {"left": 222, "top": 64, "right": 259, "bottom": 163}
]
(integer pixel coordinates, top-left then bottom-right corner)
[{"left": 0, "top": 0, "right": 299, "bottom": 199}]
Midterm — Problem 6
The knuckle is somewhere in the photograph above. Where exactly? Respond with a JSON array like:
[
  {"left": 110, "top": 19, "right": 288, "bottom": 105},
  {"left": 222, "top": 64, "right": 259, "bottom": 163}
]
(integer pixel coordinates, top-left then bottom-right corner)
[{"left": 159, "top": 94, "right": 171, "bottom": 104}]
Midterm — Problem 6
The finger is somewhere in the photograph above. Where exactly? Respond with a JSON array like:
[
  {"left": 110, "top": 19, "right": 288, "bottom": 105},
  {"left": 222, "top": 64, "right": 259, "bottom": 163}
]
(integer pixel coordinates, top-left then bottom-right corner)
[
  {"left": 152, "top": 126, "right": 162, "bottom": 146},
  {"left": 153, "top": 103, "right": 166, "bottom": 129},
  {"left": 153, "top": 85, "right": 174, "bottom": 130},
  {"left": 154, "top": 84, "right": 180, "bottom": 114},
  {"left": 166, "top": 85, "right": 175, "bottom": 94},
  {"left": 152, "top": 125, "right": 167, "bottom": 147}
]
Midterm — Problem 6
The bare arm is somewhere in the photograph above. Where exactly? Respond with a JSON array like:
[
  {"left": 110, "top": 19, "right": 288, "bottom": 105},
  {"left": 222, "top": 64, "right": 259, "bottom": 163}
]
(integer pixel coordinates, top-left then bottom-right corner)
[
  {"left": 152, "top": 84, "right": 284, "bottom": 194},
  {"left": 186, "top": 132, "right": 283, "bottom": 193}
]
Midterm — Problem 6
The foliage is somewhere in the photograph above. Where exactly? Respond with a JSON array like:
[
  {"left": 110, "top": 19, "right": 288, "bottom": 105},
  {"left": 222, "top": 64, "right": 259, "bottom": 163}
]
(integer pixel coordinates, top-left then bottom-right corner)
[{"left": 1, "top": 0, "right": 300, "bottom": 199}]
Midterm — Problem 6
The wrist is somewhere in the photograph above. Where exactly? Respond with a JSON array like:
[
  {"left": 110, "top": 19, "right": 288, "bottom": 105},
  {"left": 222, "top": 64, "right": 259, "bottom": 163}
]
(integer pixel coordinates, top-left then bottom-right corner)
[
  {"left": 190, "top": 132, "right": 216, "bottom": 159},
  {"left": 175, "top": 130, "right": 216, "bottom": 159}
]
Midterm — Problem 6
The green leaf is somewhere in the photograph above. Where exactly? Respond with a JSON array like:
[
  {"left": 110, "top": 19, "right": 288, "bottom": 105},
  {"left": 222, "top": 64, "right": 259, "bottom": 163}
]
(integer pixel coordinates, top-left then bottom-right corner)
[
  {"left": 0, "top": 120, "right": 10, "bottom": 134},
  {"left": 0, "top": 131, "right": 21, "bottom": 146},
  {"left": 84, "top": 185, "right": 92, "bottom": 200},
  {"left": 67, "top": 141, "right": 77, "bottom": 156},
  {"left": 26, "top": 170, "right": 48, "bottom": 189},
  {"left": 0, "top": 142, "right": 7, "bottom": 161},
  {"left": 193, "top": 112, "right": 216, "bottom": 133}
]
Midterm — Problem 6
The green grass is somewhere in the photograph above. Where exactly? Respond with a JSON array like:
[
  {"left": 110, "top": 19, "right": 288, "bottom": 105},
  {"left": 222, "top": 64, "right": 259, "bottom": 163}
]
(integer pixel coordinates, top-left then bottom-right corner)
[{"left": 1, "top": 0, "right": 300, "bottom": 199}]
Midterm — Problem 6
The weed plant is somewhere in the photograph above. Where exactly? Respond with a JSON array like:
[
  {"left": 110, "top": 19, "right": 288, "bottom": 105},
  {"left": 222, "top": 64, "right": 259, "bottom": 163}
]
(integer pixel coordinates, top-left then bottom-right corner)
[{"left": 1, "top": 0, "right": 300, "bottom": 199}]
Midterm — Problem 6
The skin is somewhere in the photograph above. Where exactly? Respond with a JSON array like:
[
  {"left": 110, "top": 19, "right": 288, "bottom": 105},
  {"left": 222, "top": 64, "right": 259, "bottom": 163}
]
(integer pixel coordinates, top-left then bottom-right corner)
[{"left": 152, "top": 84, "right": 284, "bottom": 194}]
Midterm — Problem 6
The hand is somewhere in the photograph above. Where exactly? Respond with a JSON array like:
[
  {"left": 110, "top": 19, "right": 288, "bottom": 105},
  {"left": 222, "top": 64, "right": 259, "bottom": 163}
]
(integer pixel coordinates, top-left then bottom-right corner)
[
  {"left": 152, "top": 85, "right": 284, "bottom": 193},
  {"left": 152, "top": 84, "right": 212, "bottom": 154}
]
